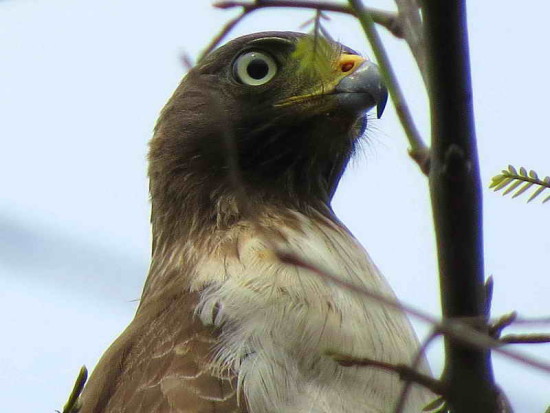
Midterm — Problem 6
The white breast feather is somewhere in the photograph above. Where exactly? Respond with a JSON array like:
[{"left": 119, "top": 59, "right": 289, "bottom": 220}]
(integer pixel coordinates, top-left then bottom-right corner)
[{"left": 191, "top": 211, "right": 431, "bottom": 412}]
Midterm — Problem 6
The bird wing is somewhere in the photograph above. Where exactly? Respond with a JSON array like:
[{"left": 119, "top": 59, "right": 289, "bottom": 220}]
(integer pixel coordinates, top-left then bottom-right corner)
[{"left": 79, "top": 290, "right": 245, "bottom": 413}]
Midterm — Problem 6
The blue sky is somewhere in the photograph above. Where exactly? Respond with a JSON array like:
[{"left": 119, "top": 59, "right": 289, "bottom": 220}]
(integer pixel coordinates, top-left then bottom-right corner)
[{"left": 1, "top": 0, "right": 549, "bottom": 411}]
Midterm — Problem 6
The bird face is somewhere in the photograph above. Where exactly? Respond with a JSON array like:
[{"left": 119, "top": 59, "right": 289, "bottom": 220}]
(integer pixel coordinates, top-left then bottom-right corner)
[
  {"left": 196, "top": 32, "right": 386, "bottom": 128},
  {"left": 151, "top": 32, "right": 388, "bottom": 213}
]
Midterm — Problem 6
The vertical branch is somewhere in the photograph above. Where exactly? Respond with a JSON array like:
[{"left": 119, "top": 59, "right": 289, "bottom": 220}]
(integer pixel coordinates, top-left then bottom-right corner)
[
  {"left": 423, "top": 1, "right": 499, "bottom": 411},
  {"left": 393, "top": 0, "right": 427, "bottom": 85}
]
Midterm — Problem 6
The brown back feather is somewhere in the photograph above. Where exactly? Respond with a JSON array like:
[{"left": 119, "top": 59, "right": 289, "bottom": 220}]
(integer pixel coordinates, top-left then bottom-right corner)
[{"left": 79, "top": 291, "right": 246, "bottom": 413}]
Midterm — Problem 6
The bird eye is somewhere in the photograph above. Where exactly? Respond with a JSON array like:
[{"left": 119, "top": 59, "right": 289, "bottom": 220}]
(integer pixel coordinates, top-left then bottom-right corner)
[{"left": 233, "top": 51, "right": 277, "bottom": 86}]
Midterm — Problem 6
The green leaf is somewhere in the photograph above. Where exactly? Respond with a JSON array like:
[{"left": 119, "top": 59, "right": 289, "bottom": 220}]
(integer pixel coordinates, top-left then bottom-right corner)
[
  {"left": 512, "top": 181, "right": 534, "bottom": 198},
  {"left": 491, "top": 166, "right": 550, "bottom": 204},
  {"left": 489, "top": 175, "right": 507, "bottom": 188},
  {"left": 527, "top": 185, "right": 547, "bottom": 203},
  {"left": 502, "top": 179, "right": 523, "bottom": 196},
  {"left": 492, "top": 177, "right": 513, "bottom": 192}
]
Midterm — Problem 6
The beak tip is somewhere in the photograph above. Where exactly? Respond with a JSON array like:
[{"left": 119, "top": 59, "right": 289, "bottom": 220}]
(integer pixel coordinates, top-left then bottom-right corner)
[
  {"left": 334, "top": 61, "right": 388, "bottom": 119},
  {"left": 377, "top": 90, "right": 388, "bottom": 119}
]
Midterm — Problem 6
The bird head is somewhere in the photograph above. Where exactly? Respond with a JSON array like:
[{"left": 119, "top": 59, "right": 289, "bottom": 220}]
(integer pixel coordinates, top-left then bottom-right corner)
[{"left": 149, "top": 32, "right": 387, "bottom": 228}]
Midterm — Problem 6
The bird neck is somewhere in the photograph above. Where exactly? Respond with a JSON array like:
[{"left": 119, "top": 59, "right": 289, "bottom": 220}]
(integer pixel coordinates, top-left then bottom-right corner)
[
  {"left": 142, "top": 110, "right": 357, "bottom": 306},
  {"left": 138, "top": 182, "right": 336, "bottom": 311},
  {"left": 147, "top": 131, "right": 346, "bottom": 249}
]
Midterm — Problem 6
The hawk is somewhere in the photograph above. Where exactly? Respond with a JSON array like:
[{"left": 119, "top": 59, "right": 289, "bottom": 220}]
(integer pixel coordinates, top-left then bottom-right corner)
[{"left": 78, "top": 32, "right": 431, "bottom": 412}]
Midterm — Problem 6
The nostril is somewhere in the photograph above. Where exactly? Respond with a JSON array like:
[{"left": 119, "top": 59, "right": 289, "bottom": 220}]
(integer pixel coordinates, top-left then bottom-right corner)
[
  {"left": 337, "top": 54, "right": 365, "bottom": 75},
  {"left": 340, "top": 62, "right": 355, "bottom": 73}
]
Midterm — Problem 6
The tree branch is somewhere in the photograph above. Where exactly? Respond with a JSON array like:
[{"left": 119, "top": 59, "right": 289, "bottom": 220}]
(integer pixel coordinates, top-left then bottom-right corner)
[
  {"left": 393, "top": 0, "right": 427, "bottom": 85},
  {"left": 200, "top": 0, "right": 402, "bottom": 62},
  {"left": 198, "top": 11, "right": 250, "bottom": 62},
  {"left": 423, "top": 0, "right": 499, "bottom": 410},
  {"left": 326, "top": 351, "right": 445, "bottom": 397},
  {"left": 490, "top": 312, "right": 550, "bottom": 344},
  {"left": 490, "top": 311, "right": 518, "bottom": 338},
  {"left": 500, "top": 334, "right": 550, "bottom": 345},
  {"left": 213, "top": 1, "right": 403, "bottom": 37},
  {"left": 511, "top": 315, "right": 550, "bottom": 326}
]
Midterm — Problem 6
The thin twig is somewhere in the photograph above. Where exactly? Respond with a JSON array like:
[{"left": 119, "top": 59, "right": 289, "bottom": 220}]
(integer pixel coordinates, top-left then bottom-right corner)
[
  {"left": 327, "top": 351, "right": 445, "bottom": 396},
  {"left": 394, "top": 331, "right": 441, "bottom": 413},
  {"left": 198, "top": 11, "right": 249, "bottom": 62},
  {"left": 408, "top": 148, "right": 431, "bottom": 175},
  {"left": 180, "top": 53, "right": 194, "bottom": 71},
  {"left": 276, "top": 250, "right": 550, "bottom": 374},
  {"left": 511, "top": 316, "right": 550, "bottom": 326},
  {"left": 500, "top": 334, "right": 550, "bottom": 345},
  {"left": 490, "top": 311, "right": 518, "bottom": 338},
  {"left": 347, "top": 0, "right": 429, "bottom": 175},
  {"left": 214, "top": 1, "right": 403, "bottom": 37},
  {"left": 393, "top": 0, "right": 427, "bottom": 84},
  {"left": 490, "top": 313, "right": 550, "bottom": 344}
]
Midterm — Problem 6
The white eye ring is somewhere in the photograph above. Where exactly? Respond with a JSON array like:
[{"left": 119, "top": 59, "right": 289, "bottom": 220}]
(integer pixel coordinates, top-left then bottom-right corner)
[{"left": 233, "top": 51, "right": 277, "bottom": 86}]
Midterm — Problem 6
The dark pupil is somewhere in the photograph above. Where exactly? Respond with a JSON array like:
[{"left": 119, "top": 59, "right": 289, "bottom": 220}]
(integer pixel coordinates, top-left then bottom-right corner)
[{"left": 247, "top": 59, "right": 269, "bottom": 80}]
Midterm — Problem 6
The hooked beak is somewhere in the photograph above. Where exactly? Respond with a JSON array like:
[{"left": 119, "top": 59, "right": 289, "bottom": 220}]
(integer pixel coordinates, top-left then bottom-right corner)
[{"left": 334, "top": 60, "right": 388, "bottom": 119}]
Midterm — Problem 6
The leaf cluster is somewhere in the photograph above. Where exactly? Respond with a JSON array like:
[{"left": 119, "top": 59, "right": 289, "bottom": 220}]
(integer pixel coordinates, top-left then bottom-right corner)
[{"left": 490, "top": 165, "right": 550, "bottom": 203}]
